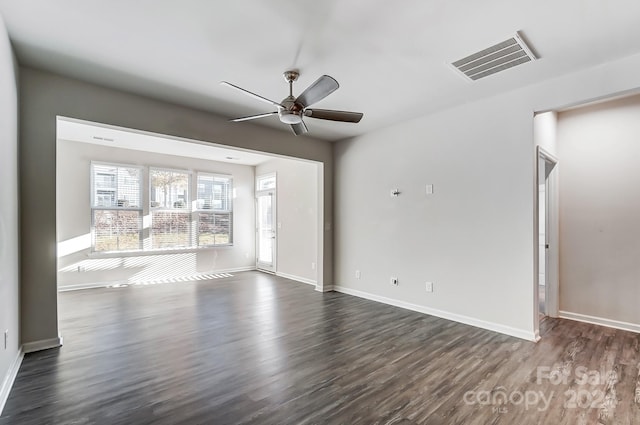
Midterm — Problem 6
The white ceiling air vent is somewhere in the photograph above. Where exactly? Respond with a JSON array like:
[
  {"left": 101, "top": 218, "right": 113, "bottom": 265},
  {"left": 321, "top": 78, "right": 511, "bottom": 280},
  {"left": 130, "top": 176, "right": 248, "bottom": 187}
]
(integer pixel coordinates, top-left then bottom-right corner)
[{"left": 452, "top": 33, "right": 537, "bottom": 81}]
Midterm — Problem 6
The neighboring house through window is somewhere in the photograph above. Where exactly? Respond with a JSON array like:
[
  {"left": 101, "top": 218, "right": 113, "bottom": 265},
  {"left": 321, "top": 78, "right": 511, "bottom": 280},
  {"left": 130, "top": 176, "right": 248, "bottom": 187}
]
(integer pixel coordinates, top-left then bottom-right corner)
[
  {"left": 91, "top": 162, "right": 143, "bottom": 252},
  {"left": 196, "top": 173, "right": 233, "bottom": 246},
  {"left": 91, "top": 163, "right": 233, "bottom": 252}
]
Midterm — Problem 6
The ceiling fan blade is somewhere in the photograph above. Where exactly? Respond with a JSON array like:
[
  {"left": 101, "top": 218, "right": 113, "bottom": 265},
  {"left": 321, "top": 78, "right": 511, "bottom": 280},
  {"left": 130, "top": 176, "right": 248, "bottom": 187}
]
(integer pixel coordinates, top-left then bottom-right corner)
[
  {"left": 220, "top": 81, "right": 283, "bottom": 108},
  {"left": 230, "top": 111, "right": 278, "bottom": 122},
  {"left": 290, "top": 120, "right": 308, "bottom": 136},
  {"left": 296, "top": 75, "right": 339, "bottom": 108},
  {"left": 304, "top": 109, "right": 363, "bottom": 123}
]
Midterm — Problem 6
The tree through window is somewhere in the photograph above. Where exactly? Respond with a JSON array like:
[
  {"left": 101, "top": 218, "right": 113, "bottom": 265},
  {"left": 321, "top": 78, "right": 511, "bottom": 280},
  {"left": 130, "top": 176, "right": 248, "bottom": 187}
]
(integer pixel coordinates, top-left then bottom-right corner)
[{"left": 150, "top": 168, "right": 191, "bottom": 249}]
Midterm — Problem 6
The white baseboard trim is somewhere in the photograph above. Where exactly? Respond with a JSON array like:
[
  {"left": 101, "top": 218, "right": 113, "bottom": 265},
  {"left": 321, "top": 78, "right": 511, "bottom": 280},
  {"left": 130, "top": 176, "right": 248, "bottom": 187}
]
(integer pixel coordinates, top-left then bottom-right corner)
[
  {"left": 0, "top": 348, "right": 24, "bottom": 416},
  {"left": 275, "top": 271, "right": 317, "bottom": 286},
  {"left": 333, "top": 285, "right": 537, "bottom": 342},
  {"left": 316, "top": 285, "right": 333, "bottom": 293},
  {"left": 22, "top": 336, "right": 64, "bottom": 354},
  {"left": 58, "top": 281, "right": 123, "bottom": 292},
  {"left": 58, "top": 267, "right": 256, "bottom": 292},
  {"left": 559, "top": 311, "right": 640, "bottom": 334}
]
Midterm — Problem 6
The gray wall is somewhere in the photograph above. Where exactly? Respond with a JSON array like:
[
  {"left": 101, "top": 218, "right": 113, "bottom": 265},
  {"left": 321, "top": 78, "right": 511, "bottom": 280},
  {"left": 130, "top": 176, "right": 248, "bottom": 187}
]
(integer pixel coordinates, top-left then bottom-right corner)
[
  {"left": 20, "top": 67, "right": 333, "bottom": 345},
  {"left": 0, "top": 12, "right": 20, "bottom": 405},
  {"left": 57, "top": 140, "right": 256, "bottom": 288},
  {"left": 256, "top": 158, "right": 318, "bottom": 283},
  {"left": 334, "top": 52, "right": 640, "bottom": 340},
  {"left": 558, "top": 94, "right": 640, "bottom": 325}
]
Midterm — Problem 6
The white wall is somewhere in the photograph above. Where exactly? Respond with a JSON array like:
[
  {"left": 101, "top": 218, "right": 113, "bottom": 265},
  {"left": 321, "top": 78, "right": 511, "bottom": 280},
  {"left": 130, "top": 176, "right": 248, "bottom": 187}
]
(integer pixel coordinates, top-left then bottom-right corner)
[
  {"left": 256, "top": 158, "right": 318, "bottom": 284},
  {"left": 19, "top": 67, "right": 333, "bottom": 346},
  {"left": 334, "top": 95, "right": 535, "bottom": 339},
  {"left": 558, "top": 94, "right": 640, "bottom": 326},
  {"left": 57, "top": 139, "right": 256, "bottom": 288},
  {"left": 0, "top": 12, "right": 20, "bottom": 412},
  {"left": 334, "top": 52, "right": 640, "bottom": 340},
  {"left": 534, "top": 111, "right": 559, "bottom": 157}
]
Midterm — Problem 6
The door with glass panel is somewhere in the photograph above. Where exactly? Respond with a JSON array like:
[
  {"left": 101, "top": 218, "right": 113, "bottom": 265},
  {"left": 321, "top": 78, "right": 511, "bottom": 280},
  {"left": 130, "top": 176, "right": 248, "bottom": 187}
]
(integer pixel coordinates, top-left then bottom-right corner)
[{"left": 256, "top": 174, "right": 276, "bottom": 273}]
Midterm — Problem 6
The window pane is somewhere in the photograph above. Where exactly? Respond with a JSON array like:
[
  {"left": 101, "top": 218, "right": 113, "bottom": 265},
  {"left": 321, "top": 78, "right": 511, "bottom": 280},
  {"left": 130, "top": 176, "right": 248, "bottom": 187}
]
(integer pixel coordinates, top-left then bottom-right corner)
[
  {"left": 118, "top": 169, "right": 142, "bottom": 208},
  {"left": 93, "top": 210, "right": 141, "bottom": 252},
  {"left": 196, "top": 174, "right": 231, "bottom": 211},
  {"left": 152, "top": 211, "right": 191, "bottom": 249},
  {"left": 198, "top": 212, "right": 232, "bottom": 246},
  {"left": 257, "top": 175, "right": 276, "bottom": 190},
  {"left": 150, "top": 169, "right": 190, "bottom": 209},
  {"left": 92, "top": 164, "right": 141, "bottom": 208}
]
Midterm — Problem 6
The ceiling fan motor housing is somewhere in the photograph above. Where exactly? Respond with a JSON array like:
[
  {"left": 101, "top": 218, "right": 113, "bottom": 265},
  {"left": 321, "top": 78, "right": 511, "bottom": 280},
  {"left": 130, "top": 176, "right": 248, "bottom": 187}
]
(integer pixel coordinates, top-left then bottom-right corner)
[{"left": 278, "top": 95, "right": 303, "bottom": 124}]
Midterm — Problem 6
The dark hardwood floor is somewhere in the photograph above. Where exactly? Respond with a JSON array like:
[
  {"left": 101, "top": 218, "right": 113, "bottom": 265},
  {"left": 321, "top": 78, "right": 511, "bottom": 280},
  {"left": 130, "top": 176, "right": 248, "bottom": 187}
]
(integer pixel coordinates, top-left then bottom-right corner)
[{"left": 1, "top": 271, "right": 639, "bottom": 424}]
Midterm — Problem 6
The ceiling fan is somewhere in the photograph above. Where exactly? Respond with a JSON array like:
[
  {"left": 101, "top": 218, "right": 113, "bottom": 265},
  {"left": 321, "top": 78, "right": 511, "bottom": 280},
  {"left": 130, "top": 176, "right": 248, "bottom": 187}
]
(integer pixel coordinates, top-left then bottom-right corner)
[{"left": 221, "top": 70, "right": 363, "bottom": 136}]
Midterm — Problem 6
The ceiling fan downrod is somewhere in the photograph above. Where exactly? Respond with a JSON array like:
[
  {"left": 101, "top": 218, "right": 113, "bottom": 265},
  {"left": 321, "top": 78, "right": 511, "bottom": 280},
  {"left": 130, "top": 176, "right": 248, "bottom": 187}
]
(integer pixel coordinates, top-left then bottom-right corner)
[{"left": 283, "top": 70, "right": 299, "bottom": 97}]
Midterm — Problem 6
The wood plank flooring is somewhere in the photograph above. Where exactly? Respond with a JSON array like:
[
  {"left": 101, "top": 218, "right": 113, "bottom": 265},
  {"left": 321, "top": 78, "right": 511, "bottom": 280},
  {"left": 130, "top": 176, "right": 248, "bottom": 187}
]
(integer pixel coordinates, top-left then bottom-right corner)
[{"left": 1, "top": 271, "right": 639, "bottom": 424}]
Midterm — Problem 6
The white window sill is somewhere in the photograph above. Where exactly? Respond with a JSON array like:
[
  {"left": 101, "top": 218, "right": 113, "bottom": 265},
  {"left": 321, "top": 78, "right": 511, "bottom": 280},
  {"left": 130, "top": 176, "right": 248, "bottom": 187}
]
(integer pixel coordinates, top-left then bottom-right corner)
[{"left": 89, "top": 244, "right": 233, "bottom": 258}]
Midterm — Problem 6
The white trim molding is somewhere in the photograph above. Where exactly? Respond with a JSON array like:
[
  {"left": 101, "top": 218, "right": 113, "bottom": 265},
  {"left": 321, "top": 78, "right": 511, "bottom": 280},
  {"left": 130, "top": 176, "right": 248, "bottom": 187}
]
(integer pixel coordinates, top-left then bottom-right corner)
[
  {"left": 275, "top": 271, "right": 316, "bottom": 286},
  {"left": 559, "top": 311, "right": 640, "bottom": 334},
  {"left": 316, "top": 285, "right": 333, "bottom": 293},
  {"left": 0, "top": 348, "right": 24, "bottom": 416},
  {"left": 333, "top": 285, "right": 537, "bottom": 342},
  {"left": 22, "top": 336, "right": 64, "bottom": 354}
]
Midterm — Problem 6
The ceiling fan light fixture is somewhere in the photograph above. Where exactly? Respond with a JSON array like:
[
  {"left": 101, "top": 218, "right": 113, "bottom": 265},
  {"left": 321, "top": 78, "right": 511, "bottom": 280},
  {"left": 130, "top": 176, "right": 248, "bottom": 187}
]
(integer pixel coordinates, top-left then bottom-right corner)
[{"left": 279, "top": 110, "right": 302, "bottom": 124}]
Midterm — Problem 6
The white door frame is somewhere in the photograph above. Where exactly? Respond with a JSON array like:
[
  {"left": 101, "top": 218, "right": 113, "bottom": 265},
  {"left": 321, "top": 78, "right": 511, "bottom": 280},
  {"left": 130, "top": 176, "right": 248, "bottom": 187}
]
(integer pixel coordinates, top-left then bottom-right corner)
[
  {"left": 256, "top": 171, "right": 277, "bottom": 273},
  {"left": 534, "top": 146, "right": 559, "bottom": 339}
]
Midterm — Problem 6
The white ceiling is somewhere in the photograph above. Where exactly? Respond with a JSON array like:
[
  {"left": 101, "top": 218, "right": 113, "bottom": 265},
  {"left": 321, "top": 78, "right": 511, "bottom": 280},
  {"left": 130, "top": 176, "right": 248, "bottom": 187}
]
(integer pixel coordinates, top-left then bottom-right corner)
[
  {"left": 3, "top": 1, "right": 640, "bottom": 141},
  {"left": 57, "top": 117, "right": 274, "bottom": 166}
]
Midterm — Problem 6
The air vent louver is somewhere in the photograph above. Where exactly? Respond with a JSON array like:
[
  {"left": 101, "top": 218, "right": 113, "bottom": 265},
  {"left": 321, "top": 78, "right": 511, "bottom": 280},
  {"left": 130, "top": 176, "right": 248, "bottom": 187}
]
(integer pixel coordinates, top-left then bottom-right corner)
[{"left": 452, "top": 33, "right": 537, "bottom": 81}]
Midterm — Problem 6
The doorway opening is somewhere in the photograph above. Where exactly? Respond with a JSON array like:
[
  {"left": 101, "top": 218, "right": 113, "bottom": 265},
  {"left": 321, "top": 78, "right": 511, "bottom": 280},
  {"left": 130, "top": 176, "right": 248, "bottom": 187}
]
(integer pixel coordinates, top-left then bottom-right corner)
[
  {"left": 256, "top": 173, "right": 276, "bottom": 273},
  {"left": 56, "top": 117, "right": 324, "bottom": 293},
  {"left": 535, "top": 146, "right": 558, "bottom": 335},
  {"left": 538, "top": 181, "right": 546, "bottom": 316}
]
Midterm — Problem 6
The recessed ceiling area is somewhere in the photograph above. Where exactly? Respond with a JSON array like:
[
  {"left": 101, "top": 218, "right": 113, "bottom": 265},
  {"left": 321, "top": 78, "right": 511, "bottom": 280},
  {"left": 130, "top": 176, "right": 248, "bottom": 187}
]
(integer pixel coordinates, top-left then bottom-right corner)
[
  {"left": 57, "top": 117, "right": 275, "bottom": 166},
  {"left": 3, "top": 1, "right": 640, "bottom": 141}
]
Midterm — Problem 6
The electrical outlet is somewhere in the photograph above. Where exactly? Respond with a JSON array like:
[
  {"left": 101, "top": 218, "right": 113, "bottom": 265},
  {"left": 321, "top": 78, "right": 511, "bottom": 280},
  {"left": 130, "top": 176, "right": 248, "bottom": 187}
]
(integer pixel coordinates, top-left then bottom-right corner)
[
  {"left": 355, "top": 270, "right": 361, "bottom": 279},
  {"left": 426, "top": 184, "right": 434, "bottom": 195},
  {"left": 390, "top": 277, "right": 398, "bottom": 286},
  {"left": 425, "top": 282, "right": 433, "bottom": 292},
  {"left": 311, "top": 262, "right": 316, "bottom": 270},
  {"left": 4, "top": 330, "right": 8, "bottom": 350}
]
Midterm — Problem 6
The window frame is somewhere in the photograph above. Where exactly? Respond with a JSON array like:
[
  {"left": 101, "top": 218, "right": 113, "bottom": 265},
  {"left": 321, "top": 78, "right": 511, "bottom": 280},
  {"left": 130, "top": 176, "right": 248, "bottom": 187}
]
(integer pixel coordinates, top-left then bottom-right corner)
[
  {"left": 90, "top": 161, "right": 144, "bottom": 253},
  {"left": 195, "top": 172, "right": 233, "bottom": 247},
  {"left": 256, "top": 173, "right": 276, "bottom": 191},
  {"left": 89, "top": 163, "right": 236, "bottom": 255},
  {"left": 149, "top": 167, "right": 193, "bottom": 250}
]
